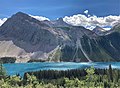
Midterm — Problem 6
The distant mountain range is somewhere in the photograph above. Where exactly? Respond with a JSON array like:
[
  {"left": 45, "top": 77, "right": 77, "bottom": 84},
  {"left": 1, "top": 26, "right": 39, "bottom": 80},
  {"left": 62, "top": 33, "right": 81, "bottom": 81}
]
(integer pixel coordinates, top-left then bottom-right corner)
[{"left": 0, "top": 12, "right": 120, "bottom": 63}]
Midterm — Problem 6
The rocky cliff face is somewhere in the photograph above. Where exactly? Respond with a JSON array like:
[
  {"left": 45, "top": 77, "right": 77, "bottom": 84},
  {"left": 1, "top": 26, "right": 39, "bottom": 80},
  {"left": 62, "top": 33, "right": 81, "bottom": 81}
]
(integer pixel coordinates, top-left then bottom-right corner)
[
  {"left": 0, "top": 12, "right": 120, "bottom": 62},
  {"left": 93, "top": 26, "right": 106, "bottom": 36}
]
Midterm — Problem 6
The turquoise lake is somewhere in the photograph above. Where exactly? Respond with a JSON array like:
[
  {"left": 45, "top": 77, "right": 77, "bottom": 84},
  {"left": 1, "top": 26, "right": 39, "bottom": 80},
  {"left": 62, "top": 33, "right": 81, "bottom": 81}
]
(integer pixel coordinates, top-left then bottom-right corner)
[{"left": 3, "top": 62, "right": 120, "bottom": 76}]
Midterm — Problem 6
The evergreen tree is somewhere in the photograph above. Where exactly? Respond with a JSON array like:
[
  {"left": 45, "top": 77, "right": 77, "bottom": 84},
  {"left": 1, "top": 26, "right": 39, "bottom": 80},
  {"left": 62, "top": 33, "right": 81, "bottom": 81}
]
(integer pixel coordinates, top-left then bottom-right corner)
[
  {"left": 85, "top": 66, "right": 95, "bottom": 81},
  {"left": 0, "top": 61, "right": 6, "bottom": 77},
  {"left": 108, "top": 64, "right": 113, "bottom": 82}
]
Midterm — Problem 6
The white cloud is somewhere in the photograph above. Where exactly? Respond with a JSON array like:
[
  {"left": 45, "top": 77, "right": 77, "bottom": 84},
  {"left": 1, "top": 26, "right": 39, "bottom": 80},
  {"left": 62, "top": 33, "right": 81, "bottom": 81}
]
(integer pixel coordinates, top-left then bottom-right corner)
[
  {"left": 0, "top": 18, "right": 7, "bottom": 26},
  {"left": 0, "top": 15, "right": 49, "bottom": 26},
  {"left": 84, "top": 10, "right": 89, "bottom": 14},
  {"left": 85, "top": 26, "right": 96, "bottom": 30},
  {"left": 0, "top": 15, "right": 50, "bottom": 26},
  {"left": 103, "top": 27, "right": 111, "bottom": 30},
  {"left": 63, "top": 12, "right": 120, "bottom": 30},
  {"left": 0, "top": 11, "right": 120, "bottom": 31},
  {"left": 30, "top": 15, "right": 50, "bottom": 21}
]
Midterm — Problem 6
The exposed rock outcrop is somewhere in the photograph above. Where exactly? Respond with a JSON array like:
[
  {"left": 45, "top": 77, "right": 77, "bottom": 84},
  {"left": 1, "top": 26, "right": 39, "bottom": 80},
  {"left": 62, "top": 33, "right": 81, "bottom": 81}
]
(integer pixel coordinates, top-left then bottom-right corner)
[{"left": 0, "top": 12, "right": 120, "bottom": 62}]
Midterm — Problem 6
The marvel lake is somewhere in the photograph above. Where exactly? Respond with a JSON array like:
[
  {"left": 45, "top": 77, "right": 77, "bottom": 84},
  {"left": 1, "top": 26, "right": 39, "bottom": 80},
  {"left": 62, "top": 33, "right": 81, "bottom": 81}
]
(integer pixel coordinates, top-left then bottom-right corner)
[{"left": 3, "top": 62, "right": 120, "bottom": 76}]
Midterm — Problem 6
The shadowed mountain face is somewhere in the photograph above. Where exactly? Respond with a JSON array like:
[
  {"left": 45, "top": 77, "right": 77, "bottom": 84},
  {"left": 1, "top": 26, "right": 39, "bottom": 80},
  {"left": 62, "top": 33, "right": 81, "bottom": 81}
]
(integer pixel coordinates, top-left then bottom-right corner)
[
  {"left": 93, "top": 26, "right": 106, "bottom": 36},
  {"left": 0, "top": 12, "right": 58, "bottom": 52},
  {"left": 0, "top": 12, "right": 120, "bottom": 63}
]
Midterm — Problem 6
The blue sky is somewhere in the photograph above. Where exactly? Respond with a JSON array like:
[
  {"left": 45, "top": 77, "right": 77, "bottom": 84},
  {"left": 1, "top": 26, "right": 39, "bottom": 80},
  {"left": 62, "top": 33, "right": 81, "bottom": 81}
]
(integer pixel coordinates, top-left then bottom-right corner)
[
  {"left": 0, "top": 0, "right": 120, "bottom": 30},
  {"left": 0, "top": 0, "right": 120, "bottom": 19}
]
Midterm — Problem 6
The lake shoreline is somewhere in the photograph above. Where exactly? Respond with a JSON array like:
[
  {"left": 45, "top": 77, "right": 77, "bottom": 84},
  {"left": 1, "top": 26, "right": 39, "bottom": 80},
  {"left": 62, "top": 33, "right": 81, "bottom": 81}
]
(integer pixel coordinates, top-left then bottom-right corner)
[{"left": 3, "top": 62, "right": 120, "bottom": 76}]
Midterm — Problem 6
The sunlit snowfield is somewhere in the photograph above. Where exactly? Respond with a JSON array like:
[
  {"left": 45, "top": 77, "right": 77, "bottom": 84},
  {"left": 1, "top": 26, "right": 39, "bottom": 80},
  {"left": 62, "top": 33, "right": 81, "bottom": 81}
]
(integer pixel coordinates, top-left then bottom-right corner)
[{"left": 4, "top": 62, "right": 120, "bottom": 76}]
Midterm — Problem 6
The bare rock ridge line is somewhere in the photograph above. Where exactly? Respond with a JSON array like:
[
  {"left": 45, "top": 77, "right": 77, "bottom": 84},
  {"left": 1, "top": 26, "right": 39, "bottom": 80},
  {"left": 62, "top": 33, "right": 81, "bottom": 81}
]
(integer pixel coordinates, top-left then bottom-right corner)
[{"left": 0, "top": 12, "right": 120, "bottom": 63}]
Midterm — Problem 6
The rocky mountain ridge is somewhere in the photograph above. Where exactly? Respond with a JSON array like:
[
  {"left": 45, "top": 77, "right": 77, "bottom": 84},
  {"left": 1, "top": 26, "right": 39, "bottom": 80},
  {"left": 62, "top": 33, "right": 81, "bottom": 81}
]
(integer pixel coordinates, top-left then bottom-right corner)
[{"left": 0, "top": 12, "right": 120, "bottom": 63}]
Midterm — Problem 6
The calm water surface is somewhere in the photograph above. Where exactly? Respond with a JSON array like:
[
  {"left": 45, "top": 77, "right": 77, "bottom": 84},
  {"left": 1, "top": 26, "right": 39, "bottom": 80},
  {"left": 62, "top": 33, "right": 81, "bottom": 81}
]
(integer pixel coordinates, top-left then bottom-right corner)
[{"left": 3, "top": 62, "right": 120, "bottom": 76}]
